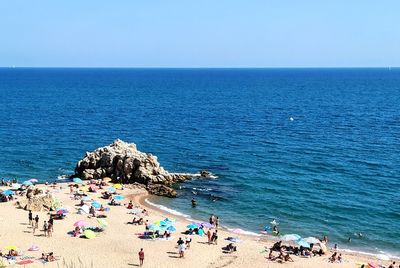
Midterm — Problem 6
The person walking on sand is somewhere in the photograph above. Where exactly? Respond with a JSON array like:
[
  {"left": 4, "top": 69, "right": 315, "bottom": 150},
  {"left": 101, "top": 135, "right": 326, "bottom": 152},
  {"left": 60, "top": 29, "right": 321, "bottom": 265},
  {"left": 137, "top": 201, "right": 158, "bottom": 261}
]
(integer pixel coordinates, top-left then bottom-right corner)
[
  {"left": 138, "top": 248, "right": 144, "bottom": 267},
  {"left": 215, "top": 216, "right": 220, "bottom": 229}
]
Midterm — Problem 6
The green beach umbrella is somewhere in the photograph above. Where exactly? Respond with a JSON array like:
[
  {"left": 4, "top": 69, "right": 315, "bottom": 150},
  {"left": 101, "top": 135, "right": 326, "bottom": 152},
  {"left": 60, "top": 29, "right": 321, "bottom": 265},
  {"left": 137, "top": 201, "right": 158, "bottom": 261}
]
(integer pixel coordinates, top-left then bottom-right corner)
[{"left": 84, "top": 230, "right": 96, "bottom": 239}]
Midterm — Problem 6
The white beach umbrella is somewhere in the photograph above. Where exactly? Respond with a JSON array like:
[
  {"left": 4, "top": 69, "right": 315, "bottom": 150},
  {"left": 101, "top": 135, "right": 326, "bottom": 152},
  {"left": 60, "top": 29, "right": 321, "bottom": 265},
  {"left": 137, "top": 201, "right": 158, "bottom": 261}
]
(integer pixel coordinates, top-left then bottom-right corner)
[
  {"left": 303, "top": 237, "right": 321, "bottom": 244},
  {"left": 280, "top": 234, "right": 301, "bottom": 241}
]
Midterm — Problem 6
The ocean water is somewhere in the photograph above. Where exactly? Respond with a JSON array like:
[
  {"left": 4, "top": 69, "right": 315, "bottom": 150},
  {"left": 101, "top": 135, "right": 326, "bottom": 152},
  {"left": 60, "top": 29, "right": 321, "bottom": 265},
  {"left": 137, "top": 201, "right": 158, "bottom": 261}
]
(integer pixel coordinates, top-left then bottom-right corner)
[{"left": 0, "top": 68, "right": 399, "bottom": 257}]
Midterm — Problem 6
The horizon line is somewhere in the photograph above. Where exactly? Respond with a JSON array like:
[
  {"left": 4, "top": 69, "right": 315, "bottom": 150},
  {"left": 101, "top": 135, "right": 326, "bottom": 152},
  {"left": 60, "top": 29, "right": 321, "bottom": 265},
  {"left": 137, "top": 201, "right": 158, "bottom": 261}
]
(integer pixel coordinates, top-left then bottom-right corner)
[{"left": 0, "top": 66, "right": 398, "bottom": 69}]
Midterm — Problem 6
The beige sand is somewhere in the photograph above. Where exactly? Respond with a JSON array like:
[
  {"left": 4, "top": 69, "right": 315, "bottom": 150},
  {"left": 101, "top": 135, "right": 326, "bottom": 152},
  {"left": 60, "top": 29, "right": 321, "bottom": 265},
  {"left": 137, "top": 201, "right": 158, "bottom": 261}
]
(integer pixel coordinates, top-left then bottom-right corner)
[{"left": 0, "top": 183, "right": 395, "bottom": 268}]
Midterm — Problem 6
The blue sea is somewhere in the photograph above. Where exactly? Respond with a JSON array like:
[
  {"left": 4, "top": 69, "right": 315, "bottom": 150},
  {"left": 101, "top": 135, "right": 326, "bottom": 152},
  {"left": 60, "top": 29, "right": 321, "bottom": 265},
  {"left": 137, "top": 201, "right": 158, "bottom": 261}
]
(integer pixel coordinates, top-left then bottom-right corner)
[{"left": 0, "top": 68, "right": 399, "bottom": 257}]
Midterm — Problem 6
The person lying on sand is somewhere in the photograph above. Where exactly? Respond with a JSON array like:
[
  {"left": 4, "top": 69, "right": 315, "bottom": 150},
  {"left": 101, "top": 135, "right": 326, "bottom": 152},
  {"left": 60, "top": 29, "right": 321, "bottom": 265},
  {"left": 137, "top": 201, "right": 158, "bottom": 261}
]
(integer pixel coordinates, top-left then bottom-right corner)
[
  {"left": 223, "top": 243, "right": 237, "bottom": 253},
  {"left": 268, "top": 249, "right": 277, "bottom": 261}
]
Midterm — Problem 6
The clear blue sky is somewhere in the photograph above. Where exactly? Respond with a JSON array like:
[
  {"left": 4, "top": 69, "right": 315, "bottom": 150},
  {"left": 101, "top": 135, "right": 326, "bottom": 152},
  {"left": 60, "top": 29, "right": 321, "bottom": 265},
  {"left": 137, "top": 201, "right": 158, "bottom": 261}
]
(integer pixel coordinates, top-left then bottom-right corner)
[{"left": 0, "top": 0, "right": 399, "bottom": 67}]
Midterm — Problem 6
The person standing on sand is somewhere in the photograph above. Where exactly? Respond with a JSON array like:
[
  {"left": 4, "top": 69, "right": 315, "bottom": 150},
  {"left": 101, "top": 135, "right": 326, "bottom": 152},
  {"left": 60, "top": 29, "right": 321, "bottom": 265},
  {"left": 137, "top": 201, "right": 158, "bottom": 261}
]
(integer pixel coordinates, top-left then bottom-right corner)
[
  {"left": 215, "top": 217, "right": 220, "bottom": 229},
  {"left": 34, "top": 215, "right": 39, "bottom": 229},
  {"left": 43, "top": 221, "right": 48, "bottom": 237},
  {"left": 207, "top": 229, "right": 212, "bottom": 244},
  {"left": 28, "top": 210, "right": 33, "bottom": 225},
  {"left": 138, "top": 248, "right": 144, "bottom": 267}
]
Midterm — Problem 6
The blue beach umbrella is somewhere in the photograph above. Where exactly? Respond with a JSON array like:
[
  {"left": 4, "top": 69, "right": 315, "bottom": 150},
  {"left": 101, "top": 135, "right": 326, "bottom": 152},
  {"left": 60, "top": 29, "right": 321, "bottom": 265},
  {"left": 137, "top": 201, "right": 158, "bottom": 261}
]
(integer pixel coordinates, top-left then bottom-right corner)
[
  {"left": 167, "top": 225, "right": 177, "bottom": 232},
  {"left": 81, "top": 196, "right": 92, "bottom": 201},
  {"left": 91, "top": 202, "right": 101, "bottom": 209},
  {"left": 113, "top": 195, "right": 124, "bottom": 201},
  {"left": 22, "top": 180, "right": 33, "bottom": 186},
  {"left": 186, "top": 223, "right": 199, "bottom": 229},
  {"left": 73, "top": 178, "right": 83, "bottom": 184},
  {"left": 91, "top": 202, "right": 102, "bottom": 208},
  {"left": 107, "top": 187, "right": 116, "bottom": 193},
  {"left": 148, "top": 224, "right": 161, "bottom": 231},
  {"left": 296, "top": 239, "right": 310, "bottom": 248},
  {"left": 2, "top": 189, "right": 15, "bottom": 195}
]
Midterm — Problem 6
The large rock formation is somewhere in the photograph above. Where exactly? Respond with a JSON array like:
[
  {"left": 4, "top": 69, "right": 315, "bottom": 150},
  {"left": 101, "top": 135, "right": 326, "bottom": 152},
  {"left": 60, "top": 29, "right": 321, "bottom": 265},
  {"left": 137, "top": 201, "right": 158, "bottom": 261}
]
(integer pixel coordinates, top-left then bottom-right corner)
[
  {"left": 16, "top": 187, "right": 59, "bottom": 211},
  {"left": 74, "top": 139, "right": 193, "bottom": 197}
]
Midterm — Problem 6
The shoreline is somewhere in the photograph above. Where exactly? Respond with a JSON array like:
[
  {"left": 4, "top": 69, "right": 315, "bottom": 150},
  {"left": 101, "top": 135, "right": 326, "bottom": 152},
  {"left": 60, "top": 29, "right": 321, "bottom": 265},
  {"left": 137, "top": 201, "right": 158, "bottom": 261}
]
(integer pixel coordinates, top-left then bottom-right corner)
[{"left": 133, "top": 190, "right": 400, "bottom": 262}]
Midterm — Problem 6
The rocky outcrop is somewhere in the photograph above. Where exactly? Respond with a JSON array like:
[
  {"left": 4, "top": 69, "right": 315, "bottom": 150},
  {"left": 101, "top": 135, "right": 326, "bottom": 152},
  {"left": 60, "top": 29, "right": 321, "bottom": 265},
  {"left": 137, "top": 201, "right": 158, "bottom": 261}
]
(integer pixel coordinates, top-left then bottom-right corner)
[
  {"left": 74, "top": 139, "right": 194, "bottom": 197},
  {"left": 147, "top": 184, "right": 177, "bottom": 198},
  {"left": 16, "top": 188, "right": 58, "bottom": 211}
]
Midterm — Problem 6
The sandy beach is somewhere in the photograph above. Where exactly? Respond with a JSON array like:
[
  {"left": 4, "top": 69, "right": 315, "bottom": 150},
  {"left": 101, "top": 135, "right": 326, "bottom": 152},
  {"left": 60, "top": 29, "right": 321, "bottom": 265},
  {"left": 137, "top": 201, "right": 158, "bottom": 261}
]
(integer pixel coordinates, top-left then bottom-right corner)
[{"left": 0, "top": 183, "right": 395, "bottom": 268}]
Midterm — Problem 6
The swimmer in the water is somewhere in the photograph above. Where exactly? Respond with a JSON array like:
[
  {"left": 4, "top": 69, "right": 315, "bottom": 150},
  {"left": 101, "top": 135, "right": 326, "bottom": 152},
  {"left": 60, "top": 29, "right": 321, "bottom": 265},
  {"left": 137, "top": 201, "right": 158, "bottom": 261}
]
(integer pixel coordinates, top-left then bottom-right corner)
[{"left": 191, "top": 198, "right": 197, "bottom": 208}]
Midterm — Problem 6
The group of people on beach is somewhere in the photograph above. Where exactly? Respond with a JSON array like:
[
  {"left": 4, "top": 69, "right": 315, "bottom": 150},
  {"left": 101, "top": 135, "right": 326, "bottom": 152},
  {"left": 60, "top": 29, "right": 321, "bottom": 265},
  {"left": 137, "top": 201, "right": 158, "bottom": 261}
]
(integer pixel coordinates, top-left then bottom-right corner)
[{"left": 267, "top": 237, "right": 329, "bottom": 264}]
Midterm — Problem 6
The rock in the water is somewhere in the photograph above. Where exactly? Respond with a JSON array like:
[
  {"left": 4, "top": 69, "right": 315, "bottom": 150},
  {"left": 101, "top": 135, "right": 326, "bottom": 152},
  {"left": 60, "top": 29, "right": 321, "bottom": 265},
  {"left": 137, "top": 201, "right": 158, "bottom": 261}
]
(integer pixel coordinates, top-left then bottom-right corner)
[
  {"left": 74, "top": 139, "right": 193, "bottom": 197},
  {"left": 147, "top": 184, "right": 177, "bottom": 198}
]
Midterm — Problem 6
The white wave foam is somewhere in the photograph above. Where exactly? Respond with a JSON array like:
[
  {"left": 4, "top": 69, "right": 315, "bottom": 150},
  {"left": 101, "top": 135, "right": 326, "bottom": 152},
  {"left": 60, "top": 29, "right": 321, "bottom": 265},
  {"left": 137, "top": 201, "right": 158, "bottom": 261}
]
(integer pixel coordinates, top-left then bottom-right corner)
[
  {"left": 339, "top": 248, "right": 400, "bottom": 260},
  {"left": 145, "top": 199, "right": 191, "bottom": 218}
]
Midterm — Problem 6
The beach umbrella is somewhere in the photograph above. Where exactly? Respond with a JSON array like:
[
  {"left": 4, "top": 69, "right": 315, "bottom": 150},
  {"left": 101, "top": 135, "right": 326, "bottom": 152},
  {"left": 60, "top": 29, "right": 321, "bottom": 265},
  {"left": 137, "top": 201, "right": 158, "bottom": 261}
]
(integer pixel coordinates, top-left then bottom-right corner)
[
  {"left": 91, "top": 202, "right": 101, "bottom": 209},
  {"left": 73, "top": 178, "right": 83, "bottom": 184},
  {"left": 102, "top": 177, "right": 112, "bottom": 182},
  {"left": 5, "top": 245, "right": 18, "bottom": 251},
  {"left": 164, "top": 218, "right": 176, "bottom": 223},
  {"left": 2, "top": 189, "right": 15, "bottom": 195},
  {"left": 97, "top": 218, "right": 108, "bottom": 227},
  {"left": 22, "top": 180, "right": 33, "bottom": 186},
  {"left": 74, "top": 220, "right": 89, "bottom": 227},
  {"left": 167, "top": 225, "right": 176, "bottom": 232},
  {"left": 81, "top": 196, "right": 92, "bottom": 201},
  {"left": 107, "top": 187, "right": 116, "bottom": 193},
  {"left": 11, "top": 183, "right": 21, "bottom": 189},
  {"left": 28, "top": 244, "right": 39, "bottom": 251},
  {"left": 280, "top": 234, "right": 302, "bottom": 241},
  {"left": 113, "top": 184, "right": 123, "bottom": 189},
  {"left": 84, "top": 229, "right": 96, "bottom": 239},
  {"left": 229, "top": 228, "right": 246, "bottom": 234},
  {"left": 16, "top": 259, "right": 34, "bottom": 267},
  {"left": 79, "top": 186, "right": 89, "bottom": 192},
  {"left": 88, "top": 184, "right": 98, "bottom": 189},
  {"left": 226, "top": 237, "right": 241, "bottom": 243},
  {"left": 28, "top": 178, "right": 38, "bottom": 183},
  {"left": 113, "top": 195, "right": 124, "bottom": 201},
  {"left": 200, "top": 222, "right": 213, "bottom": 228},
  {"left": 186, "top": 223, "right": 199, "bottom": 229},
  {"left": 148, "top": 224, "right": 161, "bottom": 231},
  {"left": 78, "top": 205, "right": 90, "bottom": 214},
  {"left": 368, "top": 262, "right": 379, "bottom": 268},
  {"left": 303, "top": 237, "right": 320, "bottom": 244},
  {"left": 296, "top": 239, "right": 310, "bottom": 248}
]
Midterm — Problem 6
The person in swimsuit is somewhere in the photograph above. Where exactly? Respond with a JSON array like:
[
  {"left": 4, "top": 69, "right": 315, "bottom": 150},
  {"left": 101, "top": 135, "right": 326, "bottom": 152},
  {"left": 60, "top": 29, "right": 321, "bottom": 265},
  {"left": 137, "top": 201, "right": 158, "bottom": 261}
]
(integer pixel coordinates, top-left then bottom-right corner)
[{"left": 138, "top": 248, "right": 144, "bottom": 267}]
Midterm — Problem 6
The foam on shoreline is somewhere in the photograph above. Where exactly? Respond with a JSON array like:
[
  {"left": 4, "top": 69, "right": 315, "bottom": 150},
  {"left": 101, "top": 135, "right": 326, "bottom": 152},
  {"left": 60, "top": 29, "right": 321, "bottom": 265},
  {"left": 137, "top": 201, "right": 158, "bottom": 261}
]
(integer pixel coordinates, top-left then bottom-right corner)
[{"left": 143, "top": 195, "right": 399, "bottom": 260}]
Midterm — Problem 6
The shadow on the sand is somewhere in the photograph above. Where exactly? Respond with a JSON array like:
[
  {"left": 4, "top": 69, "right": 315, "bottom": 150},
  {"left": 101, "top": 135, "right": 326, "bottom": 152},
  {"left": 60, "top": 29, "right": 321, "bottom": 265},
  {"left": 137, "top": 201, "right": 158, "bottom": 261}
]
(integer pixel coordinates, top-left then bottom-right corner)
[
  {"left": 166, "top": 252, "right": 178, "bottom": 254},
  {"left": 20, "top": 223, "right": 29, "bottom": 225},
  {"left": 127, "top": 264, "right": 139, "bottom": 266},
  {"left": 168, "top": 256, "right": 181, "bottom": 259},
  {"left": 197, "top": 241, "right": 209, "bottom": 244}
]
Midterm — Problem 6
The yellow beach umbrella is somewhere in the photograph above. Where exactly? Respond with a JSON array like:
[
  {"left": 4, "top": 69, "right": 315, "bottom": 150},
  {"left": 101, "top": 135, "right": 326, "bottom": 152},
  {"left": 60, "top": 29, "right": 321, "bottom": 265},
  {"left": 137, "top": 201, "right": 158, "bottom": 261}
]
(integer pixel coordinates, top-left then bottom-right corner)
[
  {"left": 5, "top": 245, "right": 18, "bottom": 251},
  {"left": 79, "top": 186, "right": 89, "bottom": 192},
  {"left": 102, "top": 177, "right": 112, "bottom": 182},
  {"left": 84, "top": 230, "right": 96, "bottom": 239},
  {"left": 97, "top": 218, "right": 108, "bottom": 227},
  {"left": 113, "top": 184, "right": 123, "bottom": 190}
]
